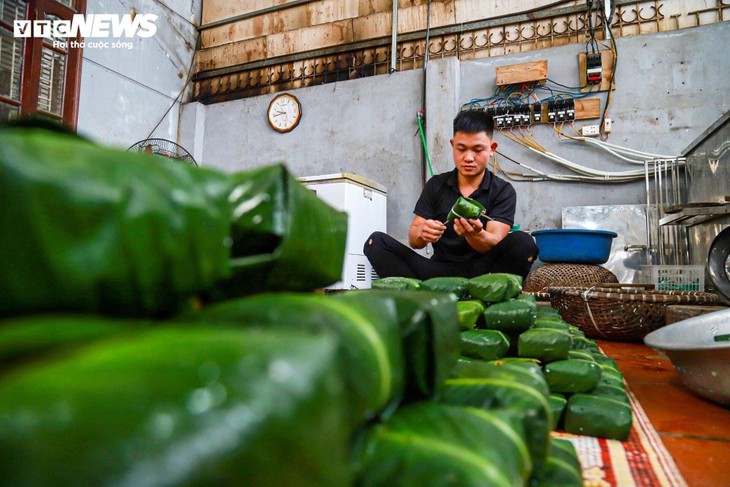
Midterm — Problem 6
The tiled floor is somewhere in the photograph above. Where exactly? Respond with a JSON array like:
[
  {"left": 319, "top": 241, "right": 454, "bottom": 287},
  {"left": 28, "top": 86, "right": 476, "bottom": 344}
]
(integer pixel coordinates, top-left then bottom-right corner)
[{"left": 597, "top": 340, "right": 730, "bottom": 487}]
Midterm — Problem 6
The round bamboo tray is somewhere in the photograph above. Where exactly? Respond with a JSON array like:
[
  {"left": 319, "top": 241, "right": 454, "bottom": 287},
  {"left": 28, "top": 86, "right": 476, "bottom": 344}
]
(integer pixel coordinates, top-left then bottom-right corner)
[
  {"left": 524, "top": 264, "right": 618, "bottom": 293},
  {"left": 547, "top": 286, "right": 720, "bottom": 342}
]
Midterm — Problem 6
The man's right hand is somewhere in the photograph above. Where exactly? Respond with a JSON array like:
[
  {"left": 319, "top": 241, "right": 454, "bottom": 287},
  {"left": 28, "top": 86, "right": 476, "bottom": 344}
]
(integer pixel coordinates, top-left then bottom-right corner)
[
  {"left": 420, "top": 219, "right": 447, "bottom": 243},
  {"left": 409, "top": 215, "right": 446, "bottom": 248}
]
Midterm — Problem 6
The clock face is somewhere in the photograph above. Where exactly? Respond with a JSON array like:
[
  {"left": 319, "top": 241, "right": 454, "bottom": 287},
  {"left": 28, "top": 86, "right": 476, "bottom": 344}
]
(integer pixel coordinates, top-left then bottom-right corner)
[{"left": 267, "top": 94, "right": 302, "bottom": 133}]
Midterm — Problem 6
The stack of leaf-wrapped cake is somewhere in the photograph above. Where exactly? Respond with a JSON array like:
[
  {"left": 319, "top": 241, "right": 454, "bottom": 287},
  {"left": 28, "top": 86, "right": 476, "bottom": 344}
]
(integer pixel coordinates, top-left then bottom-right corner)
[{"left": 0, "top": 125, "right": 629, "bottom": 486}]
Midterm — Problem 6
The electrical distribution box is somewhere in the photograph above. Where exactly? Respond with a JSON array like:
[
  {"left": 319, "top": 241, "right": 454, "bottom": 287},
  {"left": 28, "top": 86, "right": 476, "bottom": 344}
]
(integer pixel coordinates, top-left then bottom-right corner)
[
  {"left": 578, "top": 49, "right": 615, "bottom": 93},
  {"left": 298, "top": 173, "right": 387, "bottom": 290},
  {"left": 585, "top": 52, "right": 603, "bottom": 84}
]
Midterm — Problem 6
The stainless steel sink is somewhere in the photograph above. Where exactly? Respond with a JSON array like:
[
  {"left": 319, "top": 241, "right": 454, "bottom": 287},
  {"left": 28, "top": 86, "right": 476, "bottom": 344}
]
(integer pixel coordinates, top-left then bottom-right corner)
[{"left": 644, "top": 308, "right": 730, "bottom": 407}]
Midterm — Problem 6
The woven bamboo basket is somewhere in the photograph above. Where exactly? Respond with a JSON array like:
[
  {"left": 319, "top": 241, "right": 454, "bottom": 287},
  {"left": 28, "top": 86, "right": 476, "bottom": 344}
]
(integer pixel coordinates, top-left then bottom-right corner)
[
  {"left": 547, "top": 286, "right": 720, "bottom": 342},
  {"left": 524, "top": 264, "right": 619, "bottom": 293}
]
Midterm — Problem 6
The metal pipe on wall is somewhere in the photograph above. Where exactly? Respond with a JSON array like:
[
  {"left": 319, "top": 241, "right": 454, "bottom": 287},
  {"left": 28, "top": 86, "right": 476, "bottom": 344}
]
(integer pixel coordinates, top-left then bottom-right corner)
[
  {"left": 390, "top": 0, "right": 399, "bottom": 74},
  {"left": 644, "top": 160, "right": 656, "bottom": 263},
  {"left": 194, "top": 0, "right": 641, "bottom": 81},
  {"left": 421, "top": 0, "right": 431, "bottom": 185}
]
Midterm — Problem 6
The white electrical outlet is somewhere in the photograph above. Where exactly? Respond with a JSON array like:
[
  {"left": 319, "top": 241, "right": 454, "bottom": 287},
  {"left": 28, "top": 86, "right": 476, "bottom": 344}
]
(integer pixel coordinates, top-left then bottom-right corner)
[
  {"left": 603, "top": 118, "right": 612, "bottom": 133},
  {"left": 581, "top": 124, "right": 600, "bottom": 137}
]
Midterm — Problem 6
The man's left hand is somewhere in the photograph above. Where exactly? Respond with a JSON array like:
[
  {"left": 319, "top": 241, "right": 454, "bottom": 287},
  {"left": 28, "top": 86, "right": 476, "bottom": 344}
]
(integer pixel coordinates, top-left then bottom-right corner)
[{"left": 453, "top": 217, "right": 484, "bottom": 237}]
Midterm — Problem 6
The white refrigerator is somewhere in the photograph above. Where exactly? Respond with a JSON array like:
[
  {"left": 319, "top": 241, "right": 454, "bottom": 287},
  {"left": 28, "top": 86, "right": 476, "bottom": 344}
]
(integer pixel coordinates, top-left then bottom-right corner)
[{"left": 299, "top": 173, "right": 387, "bottom": 289}]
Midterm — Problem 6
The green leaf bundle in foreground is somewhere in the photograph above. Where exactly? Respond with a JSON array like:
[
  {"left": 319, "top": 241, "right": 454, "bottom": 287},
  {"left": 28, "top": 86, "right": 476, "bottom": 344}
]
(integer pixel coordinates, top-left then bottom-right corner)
[{"left": 0, "top": 327, "right": 353, "bottom": 487}]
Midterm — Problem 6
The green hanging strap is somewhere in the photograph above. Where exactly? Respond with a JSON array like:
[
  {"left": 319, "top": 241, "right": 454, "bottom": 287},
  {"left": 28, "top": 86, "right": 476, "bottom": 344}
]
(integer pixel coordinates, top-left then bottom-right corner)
[{"left": 417, "top": 110, "right": 435, "bottom": 178}]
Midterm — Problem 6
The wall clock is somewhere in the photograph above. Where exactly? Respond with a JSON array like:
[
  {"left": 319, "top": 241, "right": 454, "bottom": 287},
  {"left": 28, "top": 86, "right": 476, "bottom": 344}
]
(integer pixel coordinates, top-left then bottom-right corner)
[{"left": 267, "top": 93, "right": 302, "bottom": 133}]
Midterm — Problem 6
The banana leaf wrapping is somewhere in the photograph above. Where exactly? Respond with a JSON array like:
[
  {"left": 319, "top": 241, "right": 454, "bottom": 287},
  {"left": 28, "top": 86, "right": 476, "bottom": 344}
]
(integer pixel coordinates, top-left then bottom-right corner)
[
  {"left": 339, "top": 290, "right": 460, "bottom": 401},
  {"left": 569, "top": 327, "right": 586, "bottom": 339},
  {"left": 420, "top": 277, "right": 470, "bottom": 299},
  {"left": 534, "top": 315, "right": 567, "bottom": 324},
  {"left": 0, "top": 315, "right": 139, "bottom": 367},
  {"left": 514, "top": 293, "right": 537, "bottom": 306},
  {"left": 592, "top": 353, "right": 618, "bottom": 369},
  {"left": 187, "top": 293, "right": 404, "bottom": 423},
  {"left": 356, "top": 403, "right": 532, "bottom": 487},
  {"left": 571, "top": 336, "right": 599, "bottom": 352},
  {"left": 489, "top": 360, "right": 551, "bottom": 397},
  {"left": 595, "top": 367, "right": 626, "bottom": 397},
  {"left": 568, "top": 349, "right": 595, "bottom": 361},
  {"left": 533, "top": 319, "right": 572, "bottom": 331},
  {"left": 457, "top": 300, "right": 485, "bottom": 330},
  {"left": 0, "top": 127, "right": 234, "bottom": 318},
  {"left": 0, "top": 327, "right": 353, "bottom": 486},
  {"left": 548, "top": 394, "right": 568, "bottom": 430},
  {"left": 492, "top": 357, "right": 542, "bottom": 366},
  {"left": 535, "top": 307, "right": 562, "bottom": 320},
  {"left": 450, "top": 356, "right": 491, "bottom": 378},
  {"left": 212, "top": 164, "right": 347, "bottom": 297},
  {"left": 467, "top": 273, "right": 523, "bottom": 303},
  {"left": 598, "top": 372, "right": 625, "bottom": 390},
  {"left": 482, "top": 299, "right": 536, "bottom": 334},
  {"left": 447, "top": 196, "right": 485, "bottom": 222},
  {"left": 460, "top": 330, "right": 510, "bottom": 361},
  {"left": 592, "top": 383, "right": 629, "bottom": 403},
  {"left": 371, "top": 277, "right": 422, "bottom": 290},
  {"left": 441, "top": 374, "right": 552, "bottom": 470},
  {"left": 599, "top": 364, "right": 624, "bottom": 382},
  {"left": 544, "top": 359, "right": 603, "bottom": 394},
  {"left": 530, "top": 438, "right": 584, "bottom": 487},
  {"left": 518, "top": 328, "right": 573, "bottom": 363},
  {"left": 451, "top": 358, "right": 550, "bottom": 399},
  {"left": 564, "top": 394, "right": 633, "bottom": 440}
]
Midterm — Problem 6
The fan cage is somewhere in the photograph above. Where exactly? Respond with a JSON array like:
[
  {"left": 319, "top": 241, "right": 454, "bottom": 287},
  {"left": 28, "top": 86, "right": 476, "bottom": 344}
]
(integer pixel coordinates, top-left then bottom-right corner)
[{"left": 127, "top": 138, "right": 197, "bottom": 166}]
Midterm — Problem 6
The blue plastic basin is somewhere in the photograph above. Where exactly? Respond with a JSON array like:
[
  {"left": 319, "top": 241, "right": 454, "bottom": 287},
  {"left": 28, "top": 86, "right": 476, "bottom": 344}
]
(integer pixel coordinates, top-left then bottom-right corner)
[{"left": 531, "top": 229, "right": 618, "bottom": 264}]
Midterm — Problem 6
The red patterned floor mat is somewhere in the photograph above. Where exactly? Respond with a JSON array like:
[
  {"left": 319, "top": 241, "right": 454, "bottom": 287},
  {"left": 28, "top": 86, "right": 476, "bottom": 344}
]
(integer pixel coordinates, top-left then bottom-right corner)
[{"left": 554, "top": 386, "right": 686, "bottom": 486}]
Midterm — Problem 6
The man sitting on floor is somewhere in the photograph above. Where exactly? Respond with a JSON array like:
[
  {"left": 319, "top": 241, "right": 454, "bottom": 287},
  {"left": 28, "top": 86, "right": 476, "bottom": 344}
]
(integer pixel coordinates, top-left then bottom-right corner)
[{"left": 364, "top": 109, "right": 538, "bottom": 281}]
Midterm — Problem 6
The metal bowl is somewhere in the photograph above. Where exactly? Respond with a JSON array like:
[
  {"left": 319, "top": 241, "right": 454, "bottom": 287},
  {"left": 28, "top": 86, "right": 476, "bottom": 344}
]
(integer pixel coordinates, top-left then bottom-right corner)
[{"left": 644, "top": 308, "right": 730, "bottom": 406}]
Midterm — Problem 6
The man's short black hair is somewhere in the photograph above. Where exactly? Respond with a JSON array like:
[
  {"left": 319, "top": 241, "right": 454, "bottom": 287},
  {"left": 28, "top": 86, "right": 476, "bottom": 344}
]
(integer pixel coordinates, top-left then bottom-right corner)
[{"left": 453, "top": 109, "right": 494, "bottom": 137}]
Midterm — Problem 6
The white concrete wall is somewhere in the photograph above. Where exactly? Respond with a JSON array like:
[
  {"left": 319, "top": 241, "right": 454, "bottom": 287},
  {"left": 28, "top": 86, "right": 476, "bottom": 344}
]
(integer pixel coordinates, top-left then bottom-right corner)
[
  {"left": 180, "top": 22, "right": 730, "bottom": 241},
  {"left": 180, "top": 71, "right": 426, "bottom": 240},
  {"left": 76, "top": 0, "right": 201, "bottom": 148}
]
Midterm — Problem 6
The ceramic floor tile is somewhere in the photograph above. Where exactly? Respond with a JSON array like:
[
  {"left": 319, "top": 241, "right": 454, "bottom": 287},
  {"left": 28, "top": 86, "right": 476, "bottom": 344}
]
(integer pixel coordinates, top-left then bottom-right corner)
[
  {"left": 611, "top": 354, "right": 677, "bottom": 384},
  {"left": 628, "top": 381, "right": 730, "bottom": 439},
  {"left": 597, "top": 340, "right": 680, "bottom": 383},
  {"left": 572, "top": 325, "right": 730, "bottom": 485},
  {"left": 659, "top": 436, "right": 730, "bottom": 487},
  {"left": 597, "top": 340, "right": 666, "bottom": 361}
]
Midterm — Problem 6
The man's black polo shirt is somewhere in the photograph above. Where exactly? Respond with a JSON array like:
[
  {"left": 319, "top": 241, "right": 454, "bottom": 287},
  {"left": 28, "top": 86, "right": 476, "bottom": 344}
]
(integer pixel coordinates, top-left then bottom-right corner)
[{"left": 413, "top": 168, "right": 516, "bottom": 263}]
